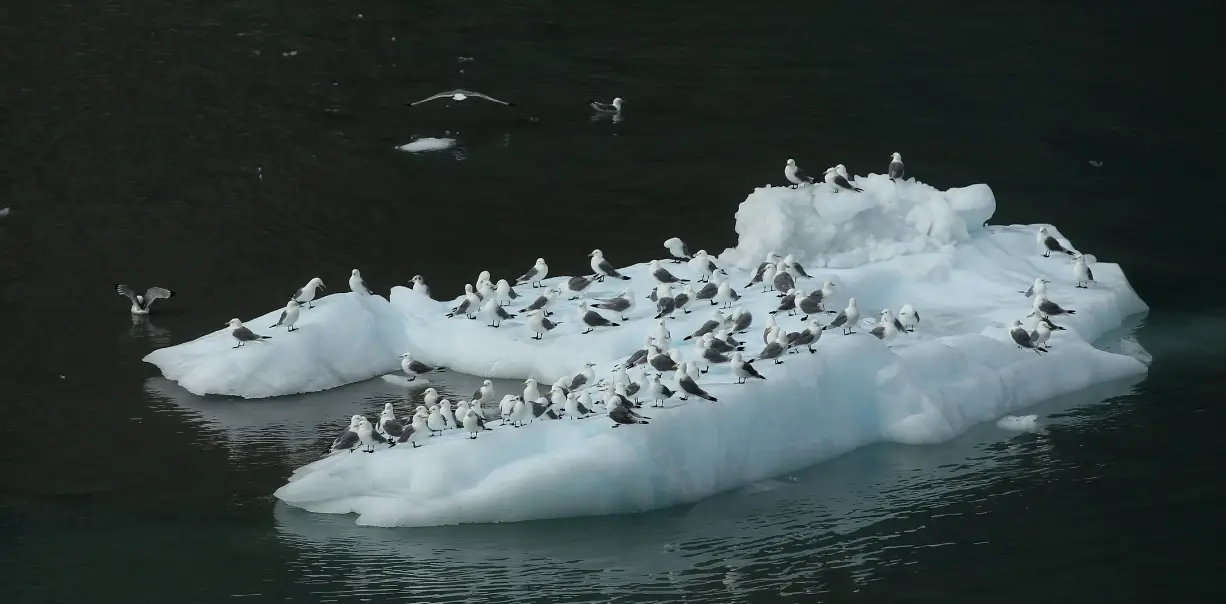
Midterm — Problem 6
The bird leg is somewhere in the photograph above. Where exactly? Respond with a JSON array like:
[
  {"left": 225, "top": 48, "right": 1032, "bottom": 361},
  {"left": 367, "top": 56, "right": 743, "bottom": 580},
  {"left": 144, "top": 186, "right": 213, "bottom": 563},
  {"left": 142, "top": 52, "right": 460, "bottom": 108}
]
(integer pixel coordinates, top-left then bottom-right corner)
[
  {"left": 808, "top": 345, "right": 815, "bottom": 353},
  {"left": 582, "top": 328, "right": 594, "bottom": 334}
]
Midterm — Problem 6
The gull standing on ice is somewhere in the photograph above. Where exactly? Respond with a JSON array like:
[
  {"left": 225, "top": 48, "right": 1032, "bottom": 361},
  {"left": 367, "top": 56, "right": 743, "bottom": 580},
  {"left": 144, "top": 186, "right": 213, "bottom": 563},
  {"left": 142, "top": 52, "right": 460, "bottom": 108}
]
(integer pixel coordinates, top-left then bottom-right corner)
[
  {"left": 517, "top": 258, "right": 549, "bottom": 288},
  {"left": 569, "top": 362, "right": 597, "bottom": 391},
  {"left": 663, "top": 237, "right": 690, "bottom": 262},
  {"left": 748, "top": 252, "right": 782, "bottom": 287},
  {"left": 564, "top": 391, "right": 594, "bottom": 419},
  {"left": 578, "top": 301, "right": 620, "bottom": 334},
  {"left": 1028, "top": 313, "right": 1065, "bottom": 349},
  {"left": 824, "top": 298, "right": 861, "bottom": 334},
  {"left": 751, "top": 262, "right": 777, "bottom": 293},
  {"left": 713, "top": 280, "right": 740, "bottom": 309},
  {"left": 693, "top": 272, "right": 722, "bottom": 302},
  {"left": 528, "top": 308, "right": 562, "bottom": 340},
  {"left": 898, "top": 304, "right": 921, "bottom": 332},
  {"left": 227, "top": 318, "right": 271, "bottom": 348},
  {"left": 783, "top": 254, "right": 812, "bottom": 279},
  {"left": 787, "top": 319, "right": 822, "bottom": 353},
  {"left": 684, "top": 310, "right": 725, "bottom": 341},
  {"left": 689, "top": 250, "right": 719, "bottom": 282},
  {"left": 648, "top": 346, "right": 679, "bottom": 373},
  {"left": 115, "top": 284, "right": 175, "bottom": 315},
  {"left": 269, "top": 300, "right": 301, "bottom": 332},
  {"left": 565, "top": 275, "right": 595, "bottom": 300},
  {"left": 480, "top": 298, "right": 512, "bottom": 327},
  {"left": 593, "top": 289, "right": 636, "bottom": 321},
  {"left": 1036, "top": 226, "right": 1075, "bottom": 257},
  {"left": 869, "top": 309, "right": 900, "bottom": 343},
  {"left": 646, "top": 374, "right": 675, "bottom": 407},
  {"left": 495, "top": 279, "right": 520, "bottom": 305},
  {"left": 439, "top": 398, "right": 458, "bottom": 427},
  {"left": 762, "top": 314, "right": 778, "bottom": 345},
  {"left": 290, "top": 277, "right": 325, "bottom": 309},
  {"left": 472, "top": 380, "right": 495, "bottom": 406},
  {"left": 797, "top": 291, "right": 825, "bottom": 320},
  {"left": 356, "top": 416, "right": 386, "bottom": 453},
  {"left": 1020, "top": 277, "right": 1050, "bottom": 298},
  {"left": 625, "top": 335, "right": 656, "bottom": 367},
  {"left": 785, "top": 158, "right": 815, "bottom": 187},
  {"left": 1032, "top": 294, "right": 1076, "bottom": 318},
  {"left": 731, "top": 352, "right": 766, "bottom": 384},
  {"left": 377, "top": 405, "right": 407, "bottom": 445},
  {"left": 773, "top": 261, "right": 796, "bottom": 296},
  {"left": 1009, "top": 320, "right": 1047, "bottom": 354},
  {"left": 410, "top": 275, "right": 431, "bottom": 297},
  {"left": 824, "top": 167, "right": 863, "bottom": 192},
  {"left": 677, "top": 362, "right": 719, "bottom": 401},
  {"left": 609, "top": 403, "right": 649, "bottom": 427},
  {"left": 649, "top": 259, "right": 688, "bottom": 284},
  {"left": 447, "top": 284, "right": 482, "bottom": 318},
  {"left": 1074, "top": 255, "right": 1096, "bottom": 288},
  {"left": 427, "top": 405, "right": 449, "bottom": 434},
  {"left": 408, "top": 89, "right": 513, "bottom": 106},
  {"left": 653, "top": 283, "right": 677, "bottom": 319},
  {"left": 730, "top": 308, "right": 753, "bottom": 333},
  {"left": 519, "top": 287, "right": 560, "bottom": 316},
  {"left": 399, "top": 352, "right": 441, "bottom": 380},
  {"left": 463, "top": 408, "right": 491, "bottom": 438},
  {"left": 477, "top": 279, "right": 497, "bottom": 302},
  {"left": 771, "top": 288, "right": 799, "bottom": 316},
  {"left": 695, "top": 337, "right": 730, "bottom": 374},
  {"left": 589, "top": 249, "right": 631, "bottom": 281},
  {"left": 329, "top": 416, "right": 362, "bottom": 453},
  {"left": 349, "top": 269, "right": 377, "bottom": 296},
  {"left": 590, "top": 97, "right": 624, "bottom": 114},
  {"left": 673, "top": 284, "right": 695, "bottom": 314},
  {"left": 888, "top": 152, "right": 905, "bottom": 181},
  {"left": 758, "top": 329, "right": 787, "bottom": 364}
]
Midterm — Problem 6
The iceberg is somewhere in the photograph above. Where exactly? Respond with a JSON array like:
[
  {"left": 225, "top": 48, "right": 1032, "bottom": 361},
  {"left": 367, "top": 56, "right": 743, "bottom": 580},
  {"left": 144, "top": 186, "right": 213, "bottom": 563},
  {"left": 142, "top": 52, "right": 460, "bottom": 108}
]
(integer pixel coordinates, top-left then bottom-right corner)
[{"left": 266, "top": 173, "right": 1149, "bottom": 527}]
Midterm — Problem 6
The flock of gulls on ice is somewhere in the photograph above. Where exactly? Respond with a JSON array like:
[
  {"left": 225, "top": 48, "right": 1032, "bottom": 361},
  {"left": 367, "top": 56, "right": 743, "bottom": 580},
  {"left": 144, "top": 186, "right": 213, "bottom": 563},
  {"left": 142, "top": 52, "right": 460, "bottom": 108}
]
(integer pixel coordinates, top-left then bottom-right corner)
[{"left": 116, "top": 143, "right": 1098, "bottom": 455}]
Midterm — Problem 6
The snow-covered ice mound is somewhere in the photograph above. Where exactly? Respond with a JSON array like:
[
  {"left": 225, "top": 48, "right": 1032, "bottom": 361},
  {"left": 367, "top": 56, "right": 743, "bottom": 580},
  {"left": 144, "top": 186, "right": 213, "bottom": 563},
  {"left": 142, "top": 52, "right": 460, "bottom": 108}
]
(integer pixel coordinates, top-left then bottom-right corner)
[
  {"left": 145, "top": 294, "right": 410, "bottom": 398},
  {"left": 273, "top": 175, "right": 1151, "bottom": 527}
]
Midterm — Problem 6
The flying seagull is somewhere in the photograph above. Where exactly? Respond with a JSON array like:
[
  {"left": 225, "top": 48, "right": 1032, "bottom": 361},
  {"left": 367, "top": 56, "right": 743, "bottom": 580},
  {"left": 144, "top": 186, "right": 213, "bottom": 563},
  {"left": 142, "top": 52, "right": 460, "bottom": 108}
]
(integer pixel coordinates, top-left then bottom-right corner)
[
  {"left": 115, "top": 284, "right": 175, "bottom": 315},
  {"left": 408, "top": 89, "right": 513, "bottom": 106}
]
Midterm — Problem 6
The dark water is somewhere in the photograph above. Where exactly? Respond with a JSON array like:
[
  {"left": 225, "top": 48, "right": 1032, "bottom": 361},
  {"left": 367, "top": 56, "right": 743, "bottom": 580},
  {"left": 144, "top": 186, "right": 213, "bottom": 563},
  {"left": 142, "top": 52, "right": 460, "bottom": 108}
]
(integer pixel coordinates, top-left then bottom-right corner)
[{"left": 3, "top": 1, "right": 1224, "bottom": 601}]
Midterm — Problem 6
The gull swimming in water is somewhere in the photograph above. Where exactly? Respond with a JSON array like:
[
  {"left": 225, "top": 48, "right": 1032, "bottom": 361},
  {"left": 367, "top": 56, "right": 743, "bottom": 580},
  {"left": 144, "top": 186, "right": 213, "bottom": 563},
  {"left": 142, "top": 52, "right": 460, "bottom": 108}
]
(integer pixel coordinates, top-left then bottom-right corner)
[
  {"left": 409, "top": 89, "right": 513, "bottom": 106},
  {"left": 663, "top": 237, "right": 690, "bottom": 262},
  {"left": 227, "top": 318, "right": 271, "bottom": 348},
  {"left": 888, "top": 152, "right": 905, "bottom": 181},
  {"left": 290, "top": 277, "right": 325, "bottom": 308},
  {"left": 785, "top": 158, "right": 814, "bottom": 187},
  {"left": 115, "top": 284, "right": 175, "bottom": 315},
  {"left": 590, "top": 97, "right": 624, "bottom": 113}
]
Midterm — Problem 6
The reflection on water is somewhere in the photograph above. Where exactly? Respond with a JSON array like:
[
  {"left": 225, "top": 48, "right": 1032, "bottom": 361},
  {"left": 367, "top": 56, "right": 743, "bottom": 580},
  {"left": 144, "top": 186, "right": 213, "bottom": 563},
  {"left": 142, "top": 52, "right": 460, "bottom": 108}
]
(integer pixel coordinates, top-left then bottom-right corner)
[
  {"left": 122, "top": 315, "right": 172, "bottom": 348},
  {"left": 272, "top": 377, "right": 1144, "bottom": 602}
]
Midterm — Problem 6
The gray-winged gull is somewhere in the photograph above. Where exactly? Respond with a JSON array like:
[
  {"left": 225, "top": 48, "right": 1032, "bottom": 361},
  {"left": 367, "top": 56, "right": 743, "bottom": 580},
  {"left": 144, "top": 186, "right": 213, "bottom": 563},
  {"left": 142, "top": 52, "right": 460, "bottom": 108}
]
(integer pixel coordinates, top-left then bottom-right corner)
[
  {"left": 663, "top": 237, "right": 690, "bottom": 262},
  {"left": 227, "top": 318, "right": 271, "bottom": 347},
  {"left": 269, "top": 300, "right": 301, "bottom": 332},
  {"left": 823, "top": 298, "right": 861, "bottom": 334},
  {"left": 1032, "top": 294, "right": 1076, "bottom": 318},
  {"left": 1074, "top": 256, "right": 1096, "bottom": 288},
  {"left": 329, "top": 415, "right": 362, "bottom": 453},
  {"left": 888, "top": 152, "right": 905, "bottom": 181},
  {"left": 409, "top": 89, "right": 513, "bottom": 106},
  {"left": 785, "top": 158, "right": 815, "bottom": 187},
  {"left": 480, "top": 298, "right": 512, "bottom": 327},
  {"left": 578, "top": 301, "right": 621, "bottom": 334},
  {"left": 649, "top": 259, "right": 689, "bottom": 284},
  {"left": 519, "top": 287, "right": 560, "bottom": 316},
  {"left": 590, "top": 97, "right": 624, "bottom": 113},
  {"left": 898, "top": 304, "right": 920, "bottom": 331},
  {"left": 825, "top": 167, "right": 863, "bottom": 192},
  {"left": 1036, "top": 226, "right": 1075, "bottom": 257},
  {"left": 516, "top": 258, "right": 549, "bottom": 288},
  {"left": 399, "top": 352, "right": 442, "bottom": 380},
  {"left": 528, "top": 308, "right": 562, "bottom": 340},
  {"left": 731, "top": 352, "right": 766, "bottom": 384},
  {"left": 592, "top": 289, "right": 635, "bottom": 321},
  {"left": 349, "top": 269, "right": 377, "bottom": 296},
  {"left": 589, "top": 249, "right": 631, "bottom": 281},
  {"left": 1008, "top": 320, "right": 1047, "bottom": 354},
  {"left": 116, "top": 284, "right": 175, "bottom": 315},
  {"left": 290, "top": 277, "right": 325, "bottom": 308}
]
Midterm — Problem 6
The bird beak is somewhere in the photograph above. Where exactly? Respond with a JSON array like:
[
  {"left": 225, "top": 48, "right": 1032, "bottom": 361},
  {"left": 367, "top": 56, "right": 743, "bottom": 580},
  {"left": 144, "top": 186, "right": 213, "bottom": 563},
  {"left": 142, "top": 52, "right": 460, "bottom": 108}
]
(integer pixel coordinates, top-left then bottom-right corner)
[
  {"left": 587, "top": 251, "right": 594, "bottom": 257},
  {"left": 320, "top": 282, "right": 326, "bottom": 290}
]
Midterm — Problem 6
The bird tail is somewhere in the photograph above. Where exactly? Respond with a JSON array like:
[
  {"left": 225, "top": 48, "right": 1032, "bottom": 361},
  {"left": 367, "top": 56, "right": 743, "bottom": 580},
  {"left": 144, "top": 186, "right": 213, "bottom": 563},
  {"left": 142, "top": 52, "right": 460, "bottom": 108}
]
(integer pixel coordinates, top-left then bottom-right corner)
[
  {"left": 619, "top": 275, "right": 631, "bottom": 280},
  {"left": 853, "top": 186, "right": 864, "bottom": 192},
  {"left": 610, "top": 321, "right": 621, "bottom": 327},
  {"left": 1063, "top": 249, "right": 1076, "bottom": 256},
  {"left": 704, "top": 394, "right": 719, "bottom": 402},
  {"left": 1066, "top": 310, "right": 1076, "bottom": 314},
  {"left": 259, "top": 336, "right": 272, "bottom": 341}
]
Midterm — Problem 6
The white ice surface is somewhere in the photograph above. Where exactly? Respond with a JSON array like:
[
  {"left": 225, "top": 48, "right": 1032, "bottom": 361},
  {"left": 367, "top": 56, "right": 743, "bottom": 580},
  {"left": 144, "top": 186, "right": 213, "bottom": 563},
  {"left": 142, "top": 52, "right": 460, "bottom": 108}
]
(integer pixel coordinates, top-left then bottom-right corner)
[
  {"left": 396, "top": 137, "right": 456, "bottom": 153},
  {"left": 270, "top": 177, "right": 1151, "bottom": 527},
  {"left": 144, "top": 294, "right": 410, "bottom": 398}
]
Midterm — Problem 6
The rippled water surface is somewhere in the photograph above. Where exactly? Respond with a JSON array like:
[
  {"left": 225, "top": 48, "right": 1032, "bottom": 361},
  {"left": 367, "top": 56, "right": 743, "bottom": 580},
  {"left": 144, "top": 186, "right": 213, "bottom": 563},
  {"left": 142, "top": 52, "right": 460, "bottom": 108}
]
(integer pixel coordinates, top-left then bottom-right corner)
[{"left": 3, "top": 1, "right": 1224, "bottom": 602}]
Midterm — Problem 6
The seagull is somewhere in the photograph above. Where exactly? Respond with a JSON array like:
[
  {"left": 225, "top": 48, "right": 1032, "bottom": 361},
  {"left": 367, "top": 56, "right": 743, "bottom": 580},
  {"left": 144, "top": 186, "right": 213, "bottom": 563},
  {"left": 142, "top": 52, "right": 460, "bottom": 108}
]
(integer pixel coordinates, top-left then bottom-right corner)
[
  {"left": 563, "top": 391, "right": 594, "bottom": 419},
  {"left": 731, "top": 352, "right": 766, "bottom": 384},
  {"left": 409, "top": 275, "right": 430, "bottom": 297},
  {"left": 758, "top": 329, "right": 787, "bottom": 364},
  {"left": 446, "top": 284, "right": 481, "bottom": 318},
  {"left": 408, "top": 89, "right": 513, "bottom": 106},
  {"left": 648, "top": 346, "right": 679, "bottom": 373},
  {"left": 289, "top": 277, "right": 325, "bottom": 308},
  {"left": 674, "top": 284, "right": 695, "bottom": 314},
  {"left": 472, "top": 380, "right": 495, "bottom": 405},
  {"left": 516, "top": 258, "right": 549, "bottom": 288},
  {"left": 578, "top": 301, "right": 620, "bottom": 334},
  {"left": 495, "top": 279, "right": 520, "bottom": 306},
  {"left": 477, "top": 279, "right": 496, "bottom": 302},
  {"left": 427, "top": 405, "right": 449, "bottom": 435},
  {"left": 589, "top": 249, "right": 631, "bottom": 281},
  {"left": 645, "top": 374, "right": 675, "bottom": 407},
  {"left": 480, "top": 298, "right": 512, "bottom": 327},
  {"left": 730, "top": 308, "right": 752, "bottom": 333},
  {"left": 663, "top": 237, "right": 690, "bottom": 262},
  {"left": 771, "top": 288, "right": 799, "bottom": 316},
  {"left": 115, "top": 284, "right": 175, "bottom": 315},
  {"left": 695, "top": 337, "right": 730, "bottom": 374},
  {"left": 227, "top": 318, "right": 270, "bottom": 348},
  {"left": 625, "top": 335, "right": 656, "bottom": 367},
  {"left": 824, "top": 167, "right": 863, "bottom": 192},
  {"left": 762, "top": 315, "right": 778, "bottom": 345},
  {"left": 329, "top": 416, "right": 362, "bottom": 454},
  {"left": 591, "top": 97, "right": 623, "bottom": 113},
  {"left": 519, "top": 287, "right": 560, "bottom": 316},
  {"left": 1028, "top": 313, "right": 1066, "bottom": 350},
  {"left": 1009, "top": 320, "right": 1047, "bottom": 354},
  {"left": 888, "top": 152, "right": 905, "bottom": 181},
  {"left": 1032, "top": 294, "right": 1076, "bottom": 318},
  {"left": 869, "top": 310, "right": 900, "bottom": 343},
  {"left": 787, "top": 319, "right": 823, "bottom": 353},
  {"left": 439, "top": 398, "right": 458, "bottom": 427},
  {"left": 689, "top": 250, "right": 720, "bottom": 282},
  {"left": 349, "top": 269, "right": 376, "bottom": 296},
  {"left": 751, "top": 263, "right": 777, "bottom": 293},
  {"left": 1020, "top": 277, "right": 1050, "bottom": 298},
  {"left": 677, "top": 363, "right": 718, "bottom": 401},
  {"left": 399, "top": 352, "right": 441, "bottom": 380},
  {"left": 712, "top": 281, "right": 740, "bottom": 309},
  {"left": 463, "top": 408, "right": 491, "bottom": 438},
  {"left": 269, "top": 300, "right": 302, "bottom": 332},
  {"left": 1037, "top": 226, "right": 1075, "bottom": 257},
  {"left": 377, "top": 405, "right": 407, "bottom": 446},
  {"left": 898, "top": 304, "right": 920, "bottom": 332},
  {"left": 356, "top": 416, "right": 387, "bottom": 453},
  {"left": 528, "top": 308, "right": 562, "bottom": 340},
  {"left": 783, "top": 254, "right": 812, "bottom": 279},
  {"left": 784, "top": 158, "right": 814, "bottom": 187},
  {"left": 565, "top": 275, "right": 595, "bottom": 300},
  {"left": 609, "top": 403, "right": 649, "bottom": 427},
  {"left": 592, "top": 289, "right": 636, "bottom": 321},
  {"left": 773, "top": 261, "right": 796, "bottom": 296},
  {"left": 748, "top": 252, "right": 782, "bottom": 288},
  {"left": 693, "top": 274, "right": 721, "bottom": 302},
  {"left": 649, "top": 259, "right": 688, "bottom": 284},
  {"left": 797, "top": 292, "right": 824, "bottom": 320},
  {"left": 684, "top": 311, "right": 725, "bottom": 342},
  {"left": 569, "top": 362, "right": 597, "bottom": 390},
  {"left": 654, "top": 283, "right": 677, "bottom": 319},
  {"left": 1074, "top": 256, "right": 1096, "bottom": 288},
  {"left": 823, "top": 298, "right": 861, "bottom": 334}
]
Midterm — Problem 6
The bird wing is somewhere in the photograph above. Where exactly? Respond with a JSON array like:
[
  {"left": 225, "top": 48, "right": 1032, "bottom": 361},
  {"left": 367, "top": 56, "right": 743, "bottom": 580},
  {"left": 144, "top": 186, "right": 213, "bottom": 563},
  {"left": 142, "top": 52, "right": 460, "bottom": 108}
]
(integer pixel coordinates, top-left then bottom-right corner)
[
  {"left": 409, "top": 90, "right": 459, "bottom": 106},
  {"left": 585, "top": 310, "right": 613, "bottom": 326},
  {"left": 913, "top": 310, "right": 921, "bottom": 322},
  {"left": 332, "top": 430, "right": 359, "bottom": 451},
  {"left": 409, "top": 360, "right": 435, "bottom": 373},
  {"left": 496, "top": 306, "right": 511, "bottom": 319},
  {"left": 893, "top": 318, "right": 906, "bottom": 331},
  {"left": 827, "top": 311, "right": 848, "bottom": 328},
  {"left": 1087, "top": 267, "right": 1094, "bottom": 281},
  {"left": 115, "top": 284, "right": 139, "bottom": 303},
  {"left": 517, "top": 267, "right": 539, "bottom": 282},
  {"left": 889, "top": 161, "right": 904, "bottom": 179},
  {"left": 234, "top": 325, "right": 258, "bottom": 341},
  {"left": 469, "top": 91, "right": 512, "bottom": 105},
  {"left": 567, "top": 275, "right": 591, "bottom": 290},
  {"left": 290, "top": 287, "right": 305, "bottom": 300},
  {"left": 275, "top": 310, "right": 288, "bottom": 326},
  {"left": 597, "top": 259, "right": 618, "bottom": 274},
  {"left": 144, "top": 287, "right": 173, "bottom": 303},
  {"left": 541, "top": 317, "right": 558, "bottom": 330},
  {"left": 361, "top": 278, "right": 374, "bottom": 294}
]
